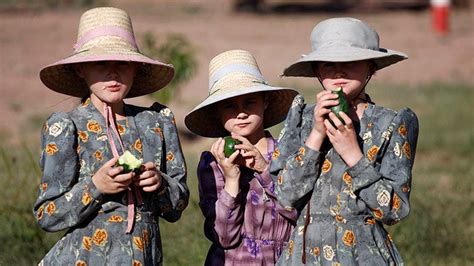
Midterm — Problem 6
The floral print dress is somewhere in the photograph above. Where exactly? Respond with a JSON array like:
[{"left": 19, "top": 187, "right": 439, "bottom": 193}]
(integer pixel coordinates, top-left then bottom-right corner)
[
  {"left": 198, "top": 134, "right": 297, "bottom": 265},
  {"left": 33, "top": 100, "right": 189, "bottom": 266},
  {"left": 271, "top": 95, "right": 419, "bottom": 265}
]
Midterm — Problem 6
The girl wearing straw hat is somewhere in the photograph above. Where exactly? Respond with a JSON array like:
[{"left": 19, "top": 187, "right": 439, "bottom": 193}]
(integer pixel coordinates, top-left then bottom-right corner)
[
  {"left": 270, "top": 17, "right": 419, "bottom": 265},
  {"left": 33, "top": 7, "right": 189, "bottom": 265},
  {"left": 185, "top": 49, "right": 299, "bottom": 265}
]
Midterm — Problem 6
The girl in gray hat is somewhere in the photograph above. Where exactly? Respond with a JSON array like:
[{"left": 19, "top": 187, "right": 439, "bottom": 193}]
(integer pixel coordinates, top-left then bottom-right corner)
[
  {"left": 270, "top": 17, "right": 419, "bottom": 265},
  {"left": 185, "top": 49, "right": 299, "bottom": 265}
]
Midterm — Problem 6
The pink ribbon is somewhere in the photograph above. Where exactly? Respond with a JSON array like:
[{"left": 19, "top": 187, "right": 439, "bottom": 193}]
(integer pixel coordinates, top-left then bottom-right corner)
[
  {"left": 104, "top": 104, "right": 142, "bottom": 234},
  {"left": 74, "top": 26, "right": 138, "bottom": 52}
]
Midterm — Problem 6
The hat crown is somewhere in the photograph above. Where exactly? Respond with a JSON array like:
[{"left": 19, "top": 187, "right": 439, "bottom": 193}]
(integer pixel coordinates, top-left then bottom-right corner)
[
  {"left": 310, "top": 17, "right": 379, "bottom": 52},
  {"left": 74, "top": 7, "right": 138, "bottom": 53},
  {"left": 207, "top": 49, "right": 267, "bottom": 97}
]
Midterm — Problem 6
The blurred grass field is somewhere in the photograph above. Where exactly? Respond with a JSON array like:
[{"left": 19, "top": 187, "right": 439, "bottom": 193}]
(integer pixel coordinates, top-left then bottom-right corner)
[{"left": 0, "top": 82, "right": 473, "bottom": 265}]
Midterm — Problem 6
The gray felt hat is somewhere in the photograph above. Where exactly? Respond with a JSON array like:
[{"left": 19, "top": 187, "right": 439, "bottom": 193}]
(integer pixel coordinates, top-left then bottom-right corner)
[{"left": 283, "top": 17, "right": 408, "bottom": 77}]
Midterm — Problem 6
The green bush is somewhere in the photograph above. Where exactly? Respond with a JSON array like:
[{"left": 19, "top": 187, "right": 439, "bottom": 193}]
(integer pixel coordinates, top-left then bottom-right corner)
[{"left": 141, "top": 32, "right": 198, "bottom": 105}]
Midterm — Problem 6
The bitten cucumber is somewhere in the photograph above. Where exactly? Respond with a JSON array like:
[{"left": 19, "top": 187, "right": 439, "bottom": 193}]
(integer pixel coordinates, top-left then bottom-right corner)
[{"left": 117, "top": 150, "right": 143, "bottom": 173}]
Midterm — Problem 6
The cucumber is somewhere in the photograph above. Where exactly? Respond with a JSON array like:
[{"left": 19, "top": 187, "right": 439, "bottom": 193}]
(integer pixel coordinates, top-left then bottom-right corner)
[
  {"left": 118, "top": 150, "right": 143, "bottom": 173},
  {"left": 330, "top": 87, "right": 349, "bottom": 123},
  {"left": 224, "top": 136, "right": 241, "bottom": 158}
]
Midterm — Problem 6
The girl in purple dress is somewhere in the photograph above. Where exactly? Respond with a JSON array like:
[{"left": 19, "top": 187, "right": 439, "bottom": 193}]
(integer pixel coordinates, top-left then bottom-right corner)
[{"left": 185, "top": 49, "right": 299, "bottom": 265}]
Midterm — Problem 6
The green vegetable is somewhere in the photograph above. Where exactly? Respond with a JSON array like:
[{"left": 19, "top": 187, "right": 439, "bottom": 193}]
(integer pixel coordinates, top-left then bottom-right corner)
[
  {"left": 330, "top": 87, "right": 349, "bottom": 123},
  {"left": 117, "top": 151, "right": 143, "bottom": 173},
  {"left": 223, "top": 136, "right": 241, "bottom": 158}
]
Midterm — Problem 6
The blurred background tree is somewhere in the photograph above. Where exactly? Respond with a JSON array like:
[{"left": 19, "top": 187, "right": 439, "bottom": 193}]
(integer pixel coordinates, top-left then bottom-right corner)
[{"left": 141, "top": 32, "right": 198, "bottom": 105}]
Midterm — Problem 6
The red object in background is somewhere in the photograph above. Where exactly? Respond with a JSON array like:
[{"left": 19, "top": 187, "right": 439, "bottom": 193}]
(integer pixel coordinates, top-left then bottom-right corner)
[{"left": 431, "top": 0, "right": 450, "bottom": 34}]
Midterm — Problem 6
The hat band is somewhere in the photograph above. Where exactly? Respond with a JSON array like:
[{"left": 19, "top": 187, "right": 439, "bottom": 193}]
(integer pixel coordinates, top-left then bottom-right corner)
[
  {"left": 209, "top": 63, "right": 265, "bottom": 91},
  {"left": 73, "top": 26, "right": 137, "bottom": 52}
]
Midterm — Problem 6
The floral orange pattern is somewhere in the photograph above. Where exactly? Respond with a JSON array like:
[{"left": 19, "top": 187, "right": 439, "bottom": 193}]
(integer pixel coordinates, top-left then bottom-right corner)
[
  {"left": 75, "top": 260, "right": 87, "bottom": 266},
  {"left": 86, "top": 120, "right": 102, "bottom": 133},
  {"left": 313, "top": 247, "right": 320, "bottom": 256},
  {"left": 321, "top": 159, "right": 332, "bottom": 173},
  {"left": 107, "top": 215, "right": 124, "bottom": 223},
  {"left": 37, "top": 205, "right": 44, "bottom": 220},
  {"left": 342, "top": 172, "right": 352, "bottom": 185},
  {"left": 342, "top": 230, "right": 355, "bottom": 247},
  {"left": 82, "top": 192, "right": 92, "bottom": 205},
  {"left": 92, "top": 229, "right": 108, "bottom": 246},
  {"left": 94, "top": 150, "right": 103, "bottom": 161},
  {"left": 288, "top": 240, "right": 294, "bottom": 256},
  {"left": 134, "top": 139, "right": 142, "bottom": 153},
  {"left": 403, "top": 142, "right": 411, "bottom": 159},
  {"left": 46, "top": 202, "right": 56, "bottom": 216},
  {"left": 272, "top": 147, "right": 280, "bottom": 159},
  {"left": 45, "top": 143, "right": 58, "bottom": 155},
  {"left": 41, "top": 182, "right": 48, "bottom": 192},
  {"left": 278, "top": 174, "right": 283, "bottom": 185},
  {"left": 398, "top": 124, "right": 407, "bottom": 137},
  {"left": 393, "top": 193, "right": 401, "bottom": 210},
  {"left": 133, "top": 236, "right": 145, "bottom": 252},
  {"left": 154, "top": 127, "right": 163, "bottom": 138},
  {"left": 372, "top": 208, "right": 384, "bottom": 220},
  {"left": 367, "top": 145, "right": 379, "bottom": 162},
  {"left": 78, "top": 131, "right": 89, "bottom": 142},
  {"left": 166, "top": 152, "right": 174, "bottom": 161},
  {"left": 82, "top": 236, "right": 92, "bottom": 251},
  {"left": 117, "top": 124, "right": 125, "bottom": 135}
]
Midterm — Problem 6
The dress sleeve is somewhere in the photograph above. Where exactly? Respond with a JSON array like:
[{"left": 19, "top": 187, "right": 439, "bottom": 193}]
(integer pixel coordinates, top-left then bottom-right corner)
[
  {"left": 197, "top": 152, "right": 221, "bottom": 242},
  {"left": 152, "top": 105, "right": 189, "bottom": 222},
  {"left": 270, "top": 94, "right": 324, "bottom": 212},
  {"left": 347, "top": 108, "right": 419, "bottom": 225},
  {"left": 197, "top": 152, "right": 244, "bottom": 249},
  {"left": 33, "top": 112, "right": 104, "bottom": 232}
]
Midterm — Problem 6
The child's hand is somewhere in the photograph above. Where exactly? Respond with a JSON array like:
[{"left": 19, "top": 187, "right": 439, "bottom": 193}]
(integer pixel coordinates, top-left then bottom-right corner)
[
  {"left": 232, "top": 135, "right": 268, "bottom": 173},
  {"left": 314, "top": 90, "right": 339, "bottom": 136},
  {"left": 211, "top": 138, "right": 241, "bottom": 196},
  {"left": 134, "top": 162, "right": 162, "bottom": 192},
  {"left": 324, "top": 111, "right": 363, "bottom": 167},
  {"left": 306, "top": 90, "right": 339, "bottom": 151},
  {"left": 92, "top": 157, "right": 135, "bottom": 194}
]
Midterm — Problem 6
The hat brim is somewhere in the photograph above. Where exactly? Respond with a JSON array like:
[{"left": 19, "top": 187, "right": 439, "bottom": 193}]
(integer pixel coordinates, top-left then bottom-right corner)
[
  {"left": 40, "top": 52, "right": 175, "bottom": 98},
  {"left": 283, "top": 46, "right": 407, "bottom": 77},
  {"left": 185, "top": 84, "right": 298, "bottom": 138}
]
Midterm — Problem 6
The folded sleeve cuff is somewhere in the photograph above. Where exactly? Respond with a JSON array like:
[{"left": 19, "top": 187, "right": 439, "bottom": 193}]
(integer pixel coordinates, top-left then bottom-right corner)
[{"left": 347, "top": 158, "right": 382, "bottom": 191}]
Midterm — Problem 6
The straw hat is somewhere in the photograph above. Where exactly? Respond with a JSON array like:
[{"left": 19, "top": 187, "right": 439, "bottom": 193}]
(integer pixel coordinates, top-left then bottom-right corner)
[
  {"left": 283, "top": 17, "right": 408, "bottom": 77},
  {"left": 185, "top": 49, "right": 298, "bottom": 138},
  {"left": 40, "top": 7, "right": 174, "bottom": 98}
]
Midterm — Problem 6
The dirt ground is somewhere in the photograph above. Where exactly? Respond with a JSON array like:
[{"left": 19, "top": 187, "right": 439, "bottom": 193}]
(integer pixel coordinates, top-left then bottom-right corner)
[{"left": 0, "top": 0, "right": 473, "bottom": 143}]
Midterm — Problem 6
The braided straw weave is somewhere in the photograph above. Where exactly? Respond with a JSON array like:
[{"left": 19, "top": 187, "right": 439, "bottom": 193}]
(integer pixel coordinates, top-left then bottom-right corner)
[
  {"left": 40, "top": 7, "right": 174, "bottom": 98},
  {"left": 185, "top": 49, "right": 298, "bottom": 138}
]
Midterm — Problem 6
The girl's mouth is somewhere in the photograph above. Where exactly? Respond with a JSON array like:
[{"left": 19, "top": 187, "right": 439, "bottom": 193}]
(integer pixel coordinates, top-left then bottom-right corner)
[
  {"left": 236, "top": 123, "right": 249, "bottom": 128},
  {"left": 105, "top": 84, "right": 121, "bottom": 92}
]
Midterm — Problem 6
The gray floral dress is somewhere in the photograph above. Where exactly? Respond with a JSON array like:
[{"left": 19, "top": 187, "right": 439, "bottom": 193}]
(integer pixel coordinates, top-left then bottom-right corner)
[
  {"left": 33, "top": 99, "right": 189, "bottom": 266},
  {"left": 270, "top": 94, "right": 419, "bottom": 265}
]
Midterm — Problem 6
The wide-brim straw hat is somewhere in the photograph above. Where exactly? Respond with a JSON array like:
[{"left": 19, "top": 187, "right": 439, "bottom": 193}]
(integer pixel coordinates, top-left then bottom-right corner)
[
  {"left": 185, "top": 49, "right": 298, "bottom": 138},
  {"left": 283, "top": 17, "right": 408, "bottom": 77},
  {"left": 40, "top": 7, "right": 174, "bottom": 98}
]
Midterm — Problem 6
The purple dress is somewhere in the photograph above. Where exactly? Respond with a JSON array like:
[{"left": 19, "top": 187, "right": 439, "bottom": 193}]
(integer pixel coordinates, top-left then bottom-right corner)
[{"left": 197, "top": 134, "right": 297, "bottom": 265}]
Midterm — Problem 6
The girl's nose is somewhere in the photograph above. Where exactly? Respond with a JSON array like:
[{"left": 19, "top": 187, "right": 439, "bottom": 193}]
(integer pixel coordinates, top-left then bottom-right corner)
[
  {"left": 107, "top": 65, "right": 119, "bottom": 78},
  {"left": 236, "top": 109, "right": 248, "bottom": 119},
  {"left": 334, "top": 64, "right": 346, "bottom": 78}
]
